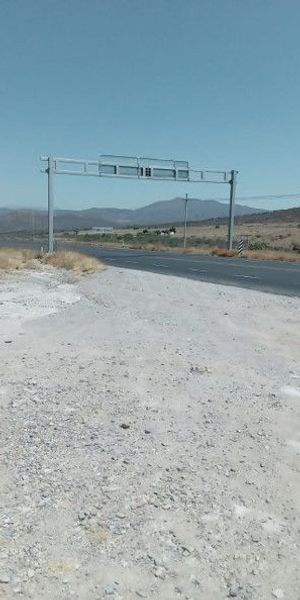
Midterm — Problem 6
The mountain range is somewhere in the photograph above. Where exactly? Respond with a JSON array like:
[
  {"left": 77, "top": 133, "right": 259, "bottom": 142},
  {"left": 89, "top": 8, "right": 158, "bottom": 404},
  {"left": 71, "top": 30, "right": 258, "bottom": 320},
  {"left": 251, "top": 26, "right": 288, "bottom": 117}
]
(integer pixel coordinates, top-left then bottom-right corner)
[{"left": 0, "top": 197, "right": 263, "bottom": 233}]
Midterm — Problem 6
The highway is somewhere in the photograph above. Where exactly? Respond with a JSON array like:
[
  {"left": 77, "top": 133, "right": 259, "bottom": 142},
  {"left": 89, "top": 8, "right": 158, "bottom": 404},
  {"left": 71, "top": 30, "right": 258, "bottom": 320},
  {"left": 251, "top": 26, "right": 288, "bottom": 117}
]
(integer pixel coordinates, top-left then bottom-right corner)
[
  {"left": 1, "top": 241, "right": 300, "bottom": 296},
  {"left": 75, "top": 245, "right": 300, "bottom": 296}
]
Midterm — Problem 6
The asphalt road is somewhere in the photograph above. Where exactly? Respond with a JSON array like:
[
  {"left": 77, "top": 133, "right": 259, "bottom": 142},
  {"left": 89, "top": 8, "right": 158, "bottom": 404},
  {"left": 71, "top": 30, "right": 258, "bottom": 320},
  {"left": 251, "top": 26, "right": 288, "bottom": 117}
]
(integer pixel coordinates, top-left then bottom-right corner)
[
  {"left": 74, "top": 245, "right": 300, "bottom": 296},
  {"left": 1, "top": 241, "right": 300, "bottom": 296}
]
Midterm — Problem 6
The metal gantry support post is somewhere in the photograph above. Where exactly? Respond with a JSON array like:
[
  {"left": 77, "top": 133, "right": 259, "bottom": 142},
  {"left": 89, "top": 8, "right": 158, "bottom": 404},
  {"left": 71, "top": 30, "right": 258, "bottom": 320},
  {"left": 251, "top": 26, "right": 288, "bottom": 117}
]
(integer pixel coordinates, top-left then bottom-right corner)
[
  {"left": 183, "top": 193, "right": 188, "bottom": 248},
  {"left": 227, "top": 169, "right": 237, "bottom": 250},
  {"left": 47, "top": 156, "right": 54, "bottom": 253}
]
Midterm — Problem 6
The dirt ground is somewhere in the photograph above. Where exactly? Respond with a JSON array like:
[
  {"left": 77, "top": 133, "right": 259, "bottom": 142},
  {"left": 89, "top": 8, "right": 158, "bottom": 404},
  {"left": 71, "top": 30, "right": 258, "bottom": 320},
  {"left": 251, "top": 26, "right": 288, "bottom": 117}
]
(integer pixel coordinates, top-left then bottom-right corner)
[{"left": 0, "top": 267, "right": 299, "bottom": 599}]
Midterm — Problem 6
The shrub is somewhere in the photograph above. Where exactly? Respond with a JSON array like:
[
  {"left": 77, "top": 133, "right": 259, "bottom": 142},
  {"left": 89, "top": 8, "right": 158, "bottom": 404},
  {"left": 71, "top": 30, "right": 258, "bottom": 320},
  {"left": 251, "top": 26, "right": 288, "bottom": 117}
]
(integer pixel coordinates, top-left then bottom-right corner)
[
  {"left": 248, "top": 239, "right": 269, "bottom": 251},
  {"left": 122, "top": 233, "right": 134, "bottom": 242}
]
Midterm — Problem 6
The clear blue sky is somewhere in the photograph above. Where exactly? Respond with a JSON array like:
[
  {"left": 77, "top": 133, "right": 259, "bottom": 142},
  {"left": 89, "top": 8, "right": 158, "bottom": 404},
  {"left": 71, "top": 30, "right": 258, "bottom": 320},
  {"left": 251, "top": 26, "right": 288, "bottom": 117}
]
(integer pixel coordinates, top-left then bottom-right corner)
[{"left": 1, "top": 0, "right": 300, "bottom": 211}]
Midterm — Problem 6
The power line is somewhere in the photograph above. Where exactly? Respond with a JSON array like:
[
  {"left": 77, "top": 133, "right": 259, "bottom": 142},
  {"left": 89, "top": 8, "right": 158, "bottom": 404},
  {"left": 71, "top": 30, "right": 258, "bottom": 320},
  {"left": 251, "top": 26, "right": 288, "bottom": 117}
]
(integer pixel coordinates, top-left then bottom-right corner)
[
  {"left": 237, "top": 192, "right": 300, "bottom": 202},
  {"left": 203, "top": 192, "right": 300, "bottom": 204}
]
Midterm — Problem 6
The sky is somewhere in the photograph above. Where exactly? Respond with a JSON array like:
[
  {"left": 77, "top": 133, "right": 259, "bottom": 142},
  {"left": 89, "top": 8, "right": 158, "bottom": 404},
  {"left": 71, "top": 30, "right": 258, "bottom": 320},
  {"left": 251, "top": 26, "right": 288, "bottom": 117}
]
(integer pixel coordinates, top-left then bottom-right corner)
[{"left": 1, "top": 0, "right": 300, "bottom": 211}]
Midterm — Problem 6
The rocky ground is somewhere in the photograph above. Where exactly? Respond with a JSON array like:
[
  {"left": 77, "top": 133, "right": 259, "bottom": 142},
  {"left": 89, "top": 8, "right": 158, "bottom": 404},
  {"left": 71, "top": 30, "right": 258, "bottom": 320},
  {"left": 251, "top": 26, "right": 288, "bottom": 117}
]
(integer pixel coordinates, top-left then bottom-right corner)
[{"left": 0, "top": 266, "right": 299, "bottom": 600}]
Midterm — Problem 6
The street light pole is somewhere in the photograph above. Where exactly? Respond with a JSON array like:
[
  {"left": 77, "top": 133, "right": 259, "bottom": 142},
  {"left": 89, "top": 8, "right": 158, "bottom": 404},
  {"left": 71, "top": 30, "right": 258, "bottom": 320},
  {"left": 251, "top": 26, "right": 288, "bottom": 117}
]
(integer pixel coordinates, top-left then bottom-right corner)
[{"left": 183, "top": 193, "right": 188, "bottom": 248}]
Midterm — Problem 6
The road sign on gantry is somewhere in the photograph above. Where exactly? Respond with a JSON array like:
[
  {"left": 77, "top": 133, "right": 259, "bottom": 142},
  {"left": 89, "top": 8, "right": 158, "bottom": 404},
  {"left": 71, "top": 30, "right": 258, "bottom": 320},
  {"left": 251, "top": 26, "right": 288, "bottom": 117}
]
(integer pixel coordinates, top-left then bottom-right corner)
[
  {"left": 40, "top": 154, "right": 237, "bottom": 253},
  {"left": 99, "top": 156, "right": 190, "bottom": 181},
  {"left": 45, "top": 155, "right": 190, "bottom": 181}
]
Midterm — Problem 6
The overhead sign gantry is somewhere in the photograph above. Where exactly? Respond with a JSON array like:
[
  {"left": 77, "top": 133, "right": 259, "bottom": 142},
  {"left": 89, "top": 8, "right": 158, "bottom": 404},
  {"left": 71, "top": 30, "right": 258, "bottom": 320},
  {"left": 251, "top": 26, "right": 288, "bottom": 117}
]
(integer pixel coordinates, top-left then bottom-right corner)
[{"left": 40, "top": 154, "right": 238, "bottom": 252}]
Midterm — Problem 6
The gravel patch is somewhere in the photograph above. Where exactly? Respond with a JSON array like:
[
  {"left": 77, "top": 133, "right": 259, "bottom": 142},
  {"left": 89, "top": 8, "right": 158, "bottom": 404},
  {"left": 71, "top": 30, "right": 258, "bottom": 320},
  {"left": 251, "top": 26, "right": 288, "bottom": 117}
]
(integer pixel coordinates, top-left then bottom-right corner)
[{"left": 0, "top": 267, "right": 299, "bottom": 599}]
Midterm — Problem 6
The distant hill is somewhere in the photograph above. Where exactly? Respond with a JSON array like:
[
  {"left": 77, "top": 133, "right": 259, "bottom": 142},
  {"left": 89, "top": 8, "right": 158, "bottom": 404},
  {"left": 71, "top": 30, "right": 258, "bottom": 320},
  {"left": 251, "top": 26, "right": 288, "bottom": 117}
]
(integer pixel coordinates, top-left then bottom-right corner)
[
  {"left": 0, "top": 207, "right": 13, "bottom": 216},
  {"left": 197, "top": 206, "right": 300, "bottom": 226},
  {"left": 0, "top": 198, "right": 263, "bottom": 233},
  {"left": 122, "top": 197, "right": 262, "bottom": 226}
]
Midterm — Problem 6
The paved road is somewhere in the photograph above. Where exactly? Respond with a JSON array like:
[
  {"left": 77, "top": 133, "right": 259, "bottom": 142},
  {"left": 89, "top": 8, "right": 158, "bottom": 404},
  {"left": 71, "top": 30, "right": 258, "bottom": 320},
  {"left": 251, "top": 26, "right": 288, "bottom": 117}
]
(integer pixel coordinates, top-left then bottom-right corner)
[
  {"left": 74, "top": 245, "right": 300, "bottom": 296},
  {"left": 1, "top": 241, "right": 300, "bottom": 296}
]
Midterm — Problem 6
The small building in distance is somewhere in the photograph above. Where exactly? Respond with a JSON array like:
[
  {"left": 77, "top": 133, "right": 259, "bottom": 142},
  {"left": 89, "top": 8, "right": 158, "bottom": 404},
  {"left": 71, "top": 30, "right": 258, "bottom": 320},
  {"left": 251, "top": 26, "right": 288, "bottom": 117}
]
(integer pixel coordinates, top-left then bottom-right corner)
[{"left": 91, "top": 226, "right": 114, "bottom": 233}]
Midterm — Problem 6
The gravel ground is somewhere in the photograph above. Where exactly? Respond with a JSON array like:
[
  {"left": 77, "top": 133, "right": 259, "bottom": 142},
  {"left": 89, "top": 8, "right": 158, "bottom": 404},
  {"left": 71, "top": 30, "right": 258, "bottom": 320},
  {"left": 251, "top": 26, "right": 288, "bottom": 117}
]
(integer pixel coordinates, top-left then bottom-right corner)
[{"left": 0, "top": 266, "right": 299, "bottom": 600}]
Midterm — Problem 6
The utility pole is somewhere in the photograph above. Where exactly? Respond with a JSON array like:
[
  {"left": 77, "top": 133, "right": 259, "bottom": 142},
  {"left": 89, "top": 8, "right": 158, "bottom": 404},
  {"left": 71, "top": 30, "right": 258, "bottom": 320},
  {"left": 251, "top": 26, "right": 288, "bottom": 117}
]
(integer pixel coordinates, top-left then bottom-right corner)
[
  {"left": 183, "top": 193, "right": 188, "bottom": 248},
  {"left": 227, "top": 170, "right": 237, "bottom": 250},
  {"left": 31, "top": 210, "right": 35, "bottom": 240},
  {"left": 47, "top": 156, "right": 54, "bottom": 252}
]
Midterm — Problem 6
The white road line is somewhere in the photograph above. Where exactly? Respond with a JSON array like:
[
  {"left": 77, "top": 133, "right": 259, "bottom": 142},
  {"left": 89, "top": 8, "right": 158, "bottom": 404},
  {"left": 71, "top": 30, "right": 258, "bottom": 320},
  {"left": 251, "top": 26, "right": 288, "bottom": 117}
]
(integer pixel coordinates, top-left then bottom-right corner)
[
  {"left": 188, "top": 268, "right": 207, "bottom": 273},
  {"left": 152, "top": 263, "right": 168, "bottom": 268},
  {"left": 132, "top": 253, "right": 297, "bottom": 273},
  {"left": 233, "top": 274, "right": 258, "bottom": 280}
]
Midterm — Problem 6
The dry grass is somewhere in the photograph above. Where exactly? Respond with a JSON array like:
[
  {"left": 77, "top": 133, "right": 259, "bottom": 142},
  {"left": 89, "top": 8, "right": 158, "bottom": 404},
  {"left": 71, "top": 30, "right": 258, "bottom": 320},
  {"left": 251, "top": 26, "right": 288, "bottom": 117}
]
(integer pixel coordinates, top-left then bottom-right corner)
[
  {"left": 40, "top": 251, "right": 105, "bottom": 273},
  {"left": 0, "top": 248, "right": 36, "bottom": 271},
  {"left": 0, "top": 249, "right": 105, "bottom": 274},
  {"left": 211, "top": 248, "right": 238, "bottom": 258},
  {"left": 242, "top": 249, "right": 300, "bottom": 263}
]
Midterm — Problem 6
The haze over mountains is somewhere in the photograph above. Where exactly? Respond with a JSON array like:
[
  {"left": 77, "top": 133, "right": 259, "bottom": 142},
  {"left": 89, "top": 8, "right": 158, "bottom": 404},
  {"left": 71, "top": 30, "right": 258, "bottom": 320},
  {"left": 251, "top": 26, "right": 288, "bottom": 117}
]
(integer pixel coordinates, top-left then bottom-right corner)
[{"left": 0, "top": 197, "right": 264, "bottom": 233}]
